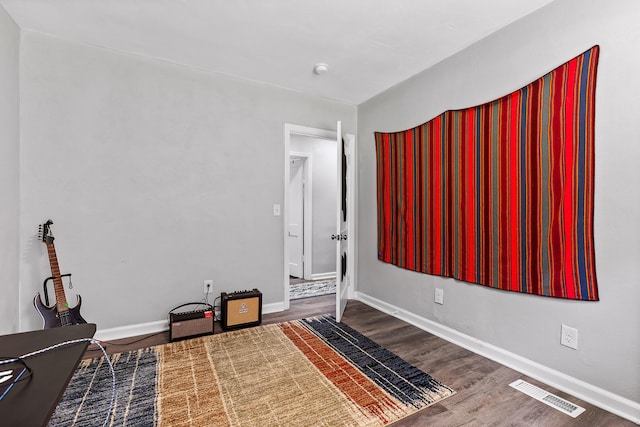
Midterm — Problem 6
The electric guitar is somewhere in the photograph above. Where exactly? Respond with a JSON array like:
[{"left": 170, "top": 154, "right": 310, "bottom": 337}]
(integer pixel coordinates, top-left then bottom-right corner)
[{"left": 33, "top": 220, "right": 87, "bottom": 329}]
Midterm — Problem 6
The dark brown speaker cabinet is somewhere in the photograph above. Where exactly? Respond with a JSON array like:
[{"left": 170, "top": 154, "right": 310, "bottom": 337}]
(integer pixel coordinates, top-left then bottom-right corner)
[{"left": 169, "top": 303, "right": 215, "bottom": 342}]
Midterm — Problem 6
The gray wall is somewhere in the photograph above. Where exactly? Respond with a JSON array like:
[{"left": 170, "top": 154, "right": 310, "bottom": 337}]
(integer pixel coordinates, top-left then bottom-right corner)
[
  {"left": 0, "top": 6, "right": 20, "bottom": 334},
  {"left": 290, "top": 134, "right": 337, "bottom": 276},
  {"left": 16, "top": 31, "right": 355, "bottom": 331},
  {"left": 357, "top": 0, "right": 640, "bottom": 405}
]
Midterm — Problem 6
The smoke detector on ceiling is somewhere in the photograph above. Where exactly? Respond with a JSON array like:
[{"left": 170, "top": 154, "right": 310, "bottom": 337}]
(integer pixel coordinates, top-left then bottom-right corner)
[{"left": 313, "top": 63, "right": 329, "bottom": 75}]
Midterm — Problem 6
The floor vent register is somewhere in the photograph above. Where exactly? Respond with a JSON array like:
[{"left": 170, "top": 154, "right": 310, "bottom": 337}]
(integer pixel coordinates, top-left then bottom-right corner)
[{"left": 509, "top": 379, "right": 586, "bottom": 418}]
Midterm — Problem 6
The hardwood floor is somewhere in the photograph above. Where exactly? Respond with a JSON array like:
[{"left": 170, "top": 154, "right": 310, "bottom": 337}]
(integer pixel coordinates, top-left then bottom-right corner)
[{"left": 87, "top": 296, "right": 634, "bottom": 426}]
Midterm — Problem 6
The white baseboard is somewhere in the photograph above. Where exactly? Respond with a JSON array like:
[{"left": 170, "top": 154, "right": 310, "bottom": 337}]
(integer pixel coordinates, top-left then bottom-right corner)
[
  {"left": 263, "top": 301, "right": 285, "bottom": 314},
  {"left": 95, "top": 301, "right": 286, "bottom": 342},
  {"left": 354, "top": 291, "right": 640, "bottom": 425},
  {"left": 94, "top": 319, "right": 168, "bottom": 342},
  {"left": 311, "top": 272, "right": 336, "bottom": 281}
]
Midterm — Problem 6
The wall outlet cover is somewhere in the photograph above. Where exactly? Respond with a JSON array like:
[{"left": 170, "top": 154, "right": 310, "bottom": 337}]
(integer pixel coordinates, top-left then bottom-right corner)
[
  {"left": 561, "top": 324, "right": 578, "bottom": 349},
  {"left": 204, "top": 280, "right": 213, "bottom": 294}
]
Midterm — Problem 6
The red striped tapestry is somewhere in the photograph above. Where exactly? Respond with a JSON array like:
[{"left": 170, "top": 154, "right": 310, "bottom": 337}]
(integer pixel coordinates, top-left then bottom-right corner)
[{"left": 375, "top": 46, "right": 599, "bottom": 300}]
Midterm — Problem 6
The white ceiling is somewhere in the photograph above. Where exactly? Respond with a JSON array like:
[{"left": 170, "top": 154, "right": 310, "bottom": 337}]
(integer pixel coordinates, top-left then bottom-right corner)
[{"left": 0, "top": 0, "right": 556, "bottom": 105}]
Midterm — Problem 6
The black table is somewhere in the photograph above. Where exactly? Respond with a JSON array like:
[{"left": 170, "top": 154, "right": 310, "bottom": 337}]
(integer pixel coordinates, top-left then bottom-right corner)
[{"left": 0, "top": 323, "right": 96, "bottom": 427}]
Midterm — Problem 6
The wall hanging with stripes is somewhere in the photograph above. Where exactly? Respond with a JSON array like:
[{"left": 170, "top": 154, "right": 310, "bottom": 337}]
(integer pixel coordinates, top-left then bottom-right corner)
[{"left": 375, "top": 45, "right": 599, "bottom": 301}]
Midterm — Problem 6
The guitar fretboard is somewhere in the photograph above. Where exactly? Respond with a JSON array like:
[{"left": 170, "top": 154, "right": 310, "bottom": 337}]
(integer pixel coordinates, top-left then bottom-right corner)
[{"left": 46, "top": 243, "right": 69, "bottom": 317}]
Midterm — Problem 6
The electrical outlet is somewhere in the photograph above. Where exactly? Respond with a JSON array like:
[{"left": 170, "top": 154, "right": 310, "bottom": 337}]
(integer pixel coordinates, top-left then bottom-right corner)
[
  {"left": 434, "top": 288, "right": 444, "bottom": 305},
  {"left": 204, "top": 280, "right": 213, "bottom": 294},
  {"left": 561, "top": 324, "right": 578, "bottom": 349}
]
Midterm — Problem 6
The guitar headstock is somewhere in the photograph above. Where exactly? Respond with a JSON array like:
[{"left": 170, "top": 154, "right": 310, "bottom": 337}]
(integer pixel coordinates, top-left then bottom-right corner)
[{"left": 38, "top": 219, "right": 55, "bottom": 244}]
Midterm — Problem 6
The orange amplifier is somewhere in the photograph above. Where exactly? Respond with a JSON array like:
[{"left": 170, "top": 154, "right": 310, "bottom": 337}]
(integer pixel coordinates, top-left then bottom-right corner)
[{"left": 220, "top": 289, "right": 262, "bottom": 331}]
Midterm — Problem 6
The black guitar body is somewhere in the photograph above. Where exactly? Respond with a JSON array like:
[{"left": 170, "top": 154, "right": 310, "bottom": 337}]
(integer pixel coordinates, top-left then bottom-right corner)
[{"left": 33, "top": 293, "right": 87, "bottom": 329}]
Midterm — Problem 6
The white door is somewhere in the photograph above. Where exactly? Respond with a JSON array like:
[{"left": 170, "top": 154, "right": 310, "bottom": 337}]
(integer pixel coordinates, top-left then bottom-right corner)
[
  {"left": 289, "top": 157, "right": 304, "bottom": 278},
  {"left": 335, "top": 122, "right": 355, "bottom": 322}
]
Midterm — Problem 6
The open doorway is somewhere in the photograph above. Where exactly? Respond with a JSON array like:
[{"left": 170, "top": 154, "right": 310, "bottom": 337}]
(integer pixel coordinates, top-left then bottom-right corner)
[
  {"left": 284, "top": 125, "right": 338, "bottom": 309},
  {"left": 288, "top": 153, "right": 310, "bottom": 280}
]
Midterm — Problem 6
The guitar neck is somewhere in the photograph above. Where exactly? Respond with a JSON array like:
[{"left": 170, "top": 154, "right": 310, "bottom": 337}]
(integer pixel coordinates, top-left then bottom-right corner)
[{"left": 46, "top": 243, "right": 69, "bottom": 313}]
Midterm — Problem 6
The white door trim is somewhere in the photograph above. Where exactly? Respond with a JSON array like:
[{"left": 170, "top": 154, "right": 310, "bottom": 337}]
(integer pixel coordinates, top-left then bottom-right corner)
[{"left": 284, "top": 124, "right": 337, "bottom": 310}]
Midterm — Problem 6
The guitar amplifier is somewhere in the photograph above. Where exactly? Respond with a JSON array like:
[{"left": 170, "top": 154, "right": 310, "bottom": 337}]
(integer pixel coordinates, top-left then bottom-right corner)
[
  {"left": 221, "top": 289, "right": 262, "bottom": 331},
  {"left": 169, "top": 303, "right": 214, "bottom": 342}
]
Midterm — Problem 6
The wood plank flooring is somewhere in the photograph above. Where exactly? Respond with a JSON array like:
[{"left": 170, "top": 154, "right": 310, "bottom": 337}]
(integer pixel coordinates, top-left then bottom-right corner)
[{"left": 87, "top": 296, "right": 634, "bottom": 426}]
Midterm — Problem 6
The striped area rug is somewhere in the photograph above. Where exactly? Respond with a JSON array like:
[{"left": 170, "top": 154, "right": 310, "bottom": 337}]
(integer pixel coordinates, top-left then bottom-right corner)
[{"left": 49, "top": 316, "right": 454, "bottom": 426}]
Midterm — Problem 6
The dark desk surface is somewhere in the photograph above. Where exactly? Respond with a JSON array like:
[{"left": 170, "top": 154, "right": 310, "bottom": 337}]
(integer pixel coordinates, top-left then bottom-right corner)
[{"left": 0, "top": 324, "right": 96, "bottom": 427}]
